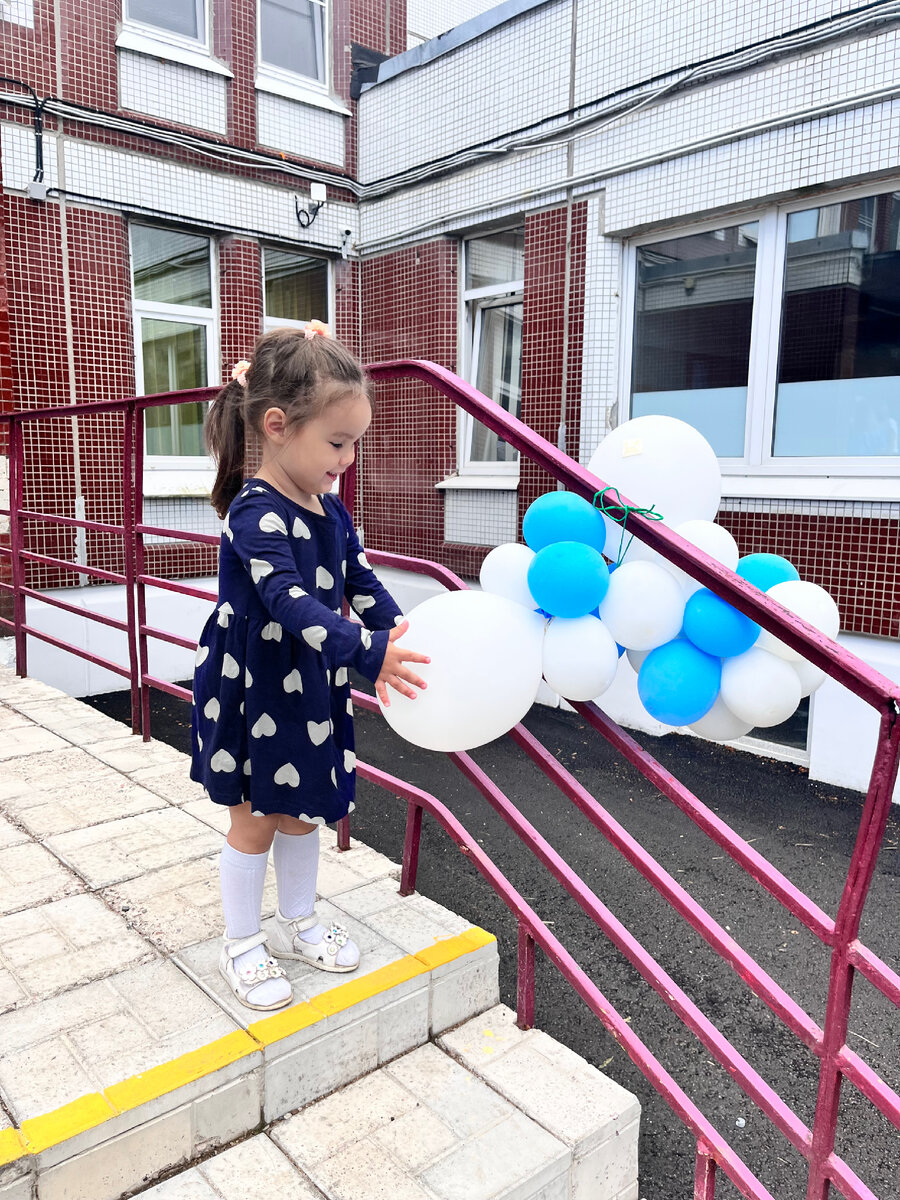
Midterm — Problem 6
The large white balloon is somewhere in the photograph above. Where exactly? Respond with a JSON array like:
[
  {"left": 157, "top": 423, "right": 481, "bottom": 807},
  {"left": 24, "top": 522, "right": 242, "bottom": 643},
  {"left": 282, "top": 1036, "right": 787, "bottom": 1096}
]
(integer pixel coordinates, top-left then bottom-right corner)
[
  {"left": 756, "top": 580, "right": 841, "bottom": 662},
  {"left": 479, "top": 543, "right": 536, "bottom": 610},
  {"left": 596, "top": 561, "right": 685, "bottom": 651},
  {"left": 379, "top": 590, "right": 545, "bottom": 752},
  {"left": 669, "top": 520, "right": 740, "bottom": 597},
  {"left": 588, "top": 415, "right": 722, "bottom": 554},
  {"left": 720, "top": 647, "right": 802, "bottom": 728},
  {"left": 689, "top": 696, "right": 754, "bottom": 742},
  {"left": 542, "top": 615, "right": 619, "bottom": 701},
  {"left": 792, "top": 658, "right": 826, "bottom": 698}
]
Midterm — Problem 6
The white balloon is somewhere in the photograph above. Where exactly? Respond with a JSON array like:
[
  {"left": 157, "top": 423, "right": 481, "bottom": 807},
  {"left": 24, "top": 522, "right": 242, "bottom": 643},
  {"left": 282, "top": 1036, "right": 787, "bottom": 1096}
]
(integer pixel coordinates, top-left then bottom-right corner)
[
  {"left": 689, "top": 696, "right": 754, "bottom": 742},
  {"left": 379, "top": 590, "right": 545, "bottom": 752},
  {"left": 597, "top": 561, "right": 685, "bottom": 652},
  {"left": 479, "top": 543, "right": 536, "bottom": 610},
  {"left": 542, "top": 616, "right": 619, "bottom": 701},
  {"left": 670, "top": 520, "right": 740, "bottom": 597},
  {"left": 720, "top": 647, "right": 802, "bottom": 728},
  {"left": 792, "top": 658, "right": 826, "bottom": 698},
  {"left": 626, "top": 646, "right": 649, "bottom": 673},
  {"left": 588, "top": 415, "right": 722, "bottom": 555},
  {"left": 756, "top": 580, "right": 841, "bottom": 662}
]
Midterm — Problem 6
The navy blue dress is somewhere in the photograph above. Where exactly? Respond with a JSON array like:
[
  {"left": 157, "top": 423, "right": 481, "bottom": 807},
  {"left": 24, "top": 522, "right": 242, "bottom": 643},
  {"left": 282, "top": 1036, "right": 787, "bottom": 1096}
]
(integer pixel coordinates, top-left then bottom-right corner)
[{"left": 190, "top": 480, "right": 402, "bottom": 822}]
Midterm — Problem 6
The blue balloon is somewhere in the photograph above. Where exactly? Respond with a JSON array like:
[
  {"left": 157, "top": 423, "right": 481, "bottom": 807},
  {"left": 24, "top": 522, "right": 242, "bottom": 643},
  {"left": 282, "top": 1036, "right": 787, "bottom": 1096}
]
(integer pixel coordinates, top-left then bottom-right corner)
[
  {"left": 527, "top": 542, "right": 610, "bottom": 618},
  {"left": 523, "top": 492, "right": 606, "bottom": 554},
  {"left": 683, "top": 589, "right": 759, "bottom": 658},
  {"left": 736, "top": 553, "right": 800, "bottom": 593},
  {"left": 638, "top": 639, "right": 721, "bottom": 726}
]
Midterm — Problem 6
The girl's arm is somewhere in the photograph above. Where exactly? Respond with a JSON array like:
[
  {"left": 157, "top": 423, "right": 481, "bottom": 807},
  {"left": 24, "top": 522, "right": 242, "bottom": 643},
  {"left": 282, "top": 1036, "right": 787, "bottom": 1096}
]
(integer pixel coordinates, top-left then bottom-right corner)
[
  {"left": 226, "top": 494, "right": 390, "bottom": 682},
  {"left": 339, "top": 505, "right": 404, "bottom": 631}
]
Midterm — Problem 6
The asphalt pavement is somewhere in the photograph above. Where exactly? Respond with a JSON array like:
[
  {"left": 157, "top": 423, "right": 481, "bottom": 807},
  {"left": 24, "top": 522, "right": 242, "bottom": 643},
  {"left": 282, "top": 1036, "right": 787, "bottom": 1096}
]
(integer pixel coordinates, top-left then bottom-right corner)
[{"left": 86, "top": 684, "right": 899, "bottom": 1200}]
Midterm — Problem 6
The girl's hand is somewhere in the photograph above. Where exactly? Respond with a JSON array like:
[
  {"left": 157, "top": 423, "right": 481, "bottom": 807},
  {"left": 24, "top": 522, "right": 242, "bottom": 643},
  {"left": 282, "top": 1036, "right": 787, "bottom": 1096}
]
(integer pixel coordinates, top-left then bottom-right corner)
[{"left": 376, "top": 620, "right": 430, "bottom": 707}]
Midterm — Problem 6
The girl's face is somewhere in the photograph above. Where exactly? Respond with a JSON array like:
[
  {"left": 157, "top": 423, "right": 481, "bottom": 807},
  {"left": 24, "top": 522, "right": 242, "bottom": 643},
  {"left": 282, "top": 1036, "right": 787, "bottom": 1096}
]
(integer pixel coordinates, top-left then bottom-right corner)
[{"left": 264, "top": 388, "right": 372, "bottom": 502}]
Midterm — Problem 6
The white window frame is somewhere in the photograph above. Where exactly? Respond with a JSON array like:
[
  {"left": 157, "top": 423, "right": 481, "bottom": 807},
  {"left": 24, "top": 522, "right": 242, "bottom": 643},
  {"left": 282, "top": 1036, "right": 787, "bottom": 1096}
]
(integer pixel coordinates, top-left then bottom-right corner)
[
  {"left": 458, "top": 236, "right": 524, "bottom": 480},
  {"left": 120, "top": 0, "right": 212, "bottom": 58},
  {"left": 621, "top": 179, "right": 900, "bottom": 498},
  {"left": 130, "top": 226, "right": 218, "bottom": 489},
  {"left": 256, "top": 0, "right": 333, "bottom": 107},
  {"left": 262, "top": 247, "right": 332, "bottom": 333}
]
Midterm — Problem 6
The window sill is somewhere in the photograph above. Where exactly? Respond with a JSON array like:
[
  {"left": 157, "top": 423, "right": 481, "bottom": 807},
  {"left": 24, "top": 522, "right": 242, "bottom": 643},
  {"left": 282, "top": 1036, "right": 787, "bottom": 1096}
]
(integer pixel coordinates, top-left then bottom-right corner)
[
  {"left": 720, "top": 473, "right": 900, "bottom": 503},
  {"left": 435, "top": 474, "right": 520, "bottom": 490},
  {"left": 255, "top": 70, "right": 350, "bottom": 115},
  {"left": 143, "top": 468, "right": 215, "bottom": 498},
  {"left": 116, "top": 27, "right": 234, "bottom": 77}
]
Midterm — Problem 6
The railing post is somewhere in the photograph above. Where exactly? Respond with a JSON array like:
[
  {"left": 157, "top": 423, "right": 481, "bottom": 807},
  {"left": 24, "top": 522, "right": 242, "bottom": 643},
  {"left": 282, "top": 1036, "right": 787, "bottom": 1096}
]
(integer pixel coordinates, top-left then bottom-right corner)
[
  {"left": 9, "top": 419, "right": 27, "bottom": 677},
  {"left": 336, "top": 815, "right": 351, "bottom": 852},
  {"left": 694, "top": 1140, "right": 717, "bottom": 1200},
  {"left": 517, "top": 922, "right": 536, "bottom": 1029},
  {"left": 122, "top": 405, "right": 141, "bottom": 735},
  {"left": 133, "top": 404, "right": 153, "bottom": 740},
  {"left": 399, "top": 800, "right": 422, "bottom": 895}
]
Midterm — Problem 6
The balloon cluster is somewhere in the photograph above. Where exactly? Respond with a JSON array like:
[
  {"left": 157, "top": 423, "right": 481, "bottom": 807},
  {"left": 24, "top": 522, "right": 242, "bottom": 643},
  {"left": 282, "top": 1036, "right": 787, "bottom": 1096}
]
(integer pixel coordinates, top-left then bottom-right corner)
[{"left": 380, "top": 414, "right": 839, "bottom": 753}]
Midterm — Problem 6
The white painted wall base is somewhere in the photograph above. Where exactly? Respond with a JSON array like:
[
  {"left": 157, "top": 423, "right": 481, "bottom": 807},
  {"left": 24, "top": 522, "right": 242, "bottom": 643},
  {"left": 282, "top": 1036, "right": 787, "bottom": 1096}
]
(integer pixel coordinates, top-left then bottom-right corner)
[{"left": 4, "top": 569, "right": 897, "bottom": 800}]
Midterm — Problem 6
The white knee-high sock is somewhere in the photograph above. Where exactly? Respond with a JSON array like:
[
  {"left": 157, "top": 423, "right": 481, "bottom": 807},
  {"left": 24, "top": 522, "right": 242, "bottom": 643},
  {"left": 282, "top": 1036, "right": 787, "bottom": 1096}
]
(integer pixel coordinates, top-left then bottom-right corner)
[
  {"left": 273, "top": 828, "right": 319, "bottom": 919},
  {"left": 219, "top": 841, "right": 289, "bottom": 1005}
]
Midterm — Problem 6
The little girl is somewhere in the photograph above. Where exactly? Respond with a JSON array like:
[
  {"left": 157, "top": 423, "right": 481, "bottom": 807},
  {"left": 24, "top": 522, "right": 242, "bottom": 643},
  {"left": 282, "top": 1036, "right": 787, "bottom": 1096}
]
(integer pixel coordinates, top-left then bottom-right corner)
[{"left": 191, "top": 324, "right": 428, "bottom": 1011}]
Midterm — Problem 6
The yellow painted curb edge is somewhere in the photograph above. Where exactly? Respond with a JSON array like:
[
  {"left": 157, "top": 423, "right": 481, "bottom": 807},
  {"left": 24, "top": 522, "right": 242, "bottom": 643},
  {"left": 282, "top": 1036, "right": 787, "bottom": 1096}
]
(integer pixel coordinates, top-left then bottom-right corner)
[{"left": 1, "top": 926, "right": 493, "bottom": 1165}]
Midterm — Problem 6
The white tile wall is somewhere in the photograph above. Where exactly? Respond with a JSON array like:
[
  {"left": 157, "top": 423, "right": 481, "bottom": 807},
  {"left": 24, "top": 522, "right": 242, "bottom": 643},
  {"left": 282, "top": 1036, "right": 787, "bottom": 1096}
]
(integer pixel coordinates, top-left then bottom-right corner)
[
  {"left": 118, "top": 51, "right": 228, "bottom": 135},
  {"left": 444, "top": 488, "right": 518, "bottom": 545},
  {"left": 407, "top": 0, "right": 507, "bottom": 46},
  {"left": 2, "top": 0, "right": 33, "bottom": 28},
  {"left": 257, "top": 92, "right": 346, "bottom": 169},
  {"left": 578, "top": 194, "right": 621, "bottom": 467}
]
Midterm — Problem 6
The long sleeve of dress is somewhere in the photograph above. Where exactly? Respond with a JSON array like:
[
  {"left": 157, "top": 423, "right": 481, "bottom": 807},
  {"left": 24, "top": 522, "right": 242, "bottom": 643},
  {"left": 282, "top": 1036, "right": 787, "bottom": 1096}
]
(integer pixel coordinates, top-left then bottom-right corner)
[
  {"left": 341, "top": 509, "right": 404, "bottom": 632},
  {"left": 225, "top": 490, "right": 391, "bottom": 683}
]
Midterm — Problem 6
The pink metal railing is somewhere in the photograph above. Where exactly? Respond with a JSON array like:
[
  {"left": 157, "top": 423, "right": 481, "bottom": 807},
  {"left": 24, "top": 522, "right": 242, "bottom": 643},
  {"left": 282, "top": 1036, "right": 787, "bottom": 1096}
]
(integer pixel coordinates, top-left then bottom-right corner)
[{"left": 1, "top": 364, "right": 898, "bottom": 1200}]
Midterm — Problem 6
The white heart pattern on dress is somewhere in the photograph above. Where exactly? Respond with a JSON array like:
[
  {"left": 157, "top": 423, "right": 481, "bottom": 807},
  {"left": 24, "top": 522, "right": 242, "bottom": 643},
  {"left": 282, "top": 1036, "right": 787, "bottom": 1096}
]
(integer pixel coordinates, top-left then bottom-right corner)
[
  {"left": 274, "top": 762, "right": 300, "bottom": 787},
  {"left": 341, "top": 559, "right": 347, "bottom": 577},
  {"left": 288, "top": 585, "right": 307, "bottom": 598},
  {"left": 195, "top": 644, "right": 209, "bottom": 666},
  {"left": 292, "top": 516, "right": 311, "bottom": 539},
  {"left": 243, "top": 760, "right": 252, "bottom": 775},
  {"left": 259, "top": 511, "right": 288, "bottom": 536},
  {"left": 222, "top": 513, "right": 233, "bottom": 542},
  {"left": 222, "top": 653, "right": 240, "bottom": 679},
  {"left": 210, "top": 749, "right": 236, "bottom": 773},
  {"left": 357, "top": 551, "right": 371, "bottom": 570},
  {"left": 217, "top": 603, "right": 233, "bottom": 628},
  {"left": 302, "top": 625, "right": 327, "bottom": 650},
  {"left": 307, "top": 720, "right": 330, "bottom": 746},
  {"left": 359, "top": 628, "right": 372, "bottom": 650},
  {"left": 351, "top": 594, "right": 375, "bottom": 613},
  {"left": 250, "top": 559, "right": 274, "bottom": 584},
  {"left": 316, "top": 566, "right": 334, "bottom": 590},
  {"left": 261, "top": 622, "right": 282, "bottom": 642},
  {"left": 344, "top": 749, "right": 356, "bottom": 773},
  {"left": 283, "top": 669, "right": 303, "bottom": 694},
  {"left": 346, "top": 698, "right": 353, "bottom": 716},
  {"left": 251, "top": 713, "right": 277, "bottom": 738},
  {"left": 334, "top": 667, "right": 348, "bottom": 687},
  {"left": 245, "top": 668, "right": 253, "bottom": 687},
  {"left": 204, "top": 697, "right": 220, "bottom": 720},
  {"left": 394, "top": 613, "right": 405, "bottom": 626}
]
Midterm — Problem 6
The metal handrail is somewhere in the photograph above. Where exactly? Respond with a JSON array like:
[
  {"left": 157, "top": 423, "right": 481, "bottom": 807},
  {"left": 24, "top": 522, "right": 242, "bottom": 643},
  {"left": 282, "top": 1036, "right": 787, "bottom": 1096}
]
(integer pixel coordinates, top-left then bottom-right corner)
[{"left": 0, "top": 363, "right": 897, "bottom": 1200}]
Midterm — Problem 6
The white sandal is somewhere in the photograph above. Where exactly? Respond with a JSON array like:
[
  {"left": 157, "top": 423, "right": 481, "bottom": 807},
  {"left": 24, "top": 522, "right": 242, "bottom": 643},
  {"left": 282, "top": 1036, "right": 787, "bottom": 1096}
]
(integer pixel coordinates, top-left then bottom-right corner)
[
  {"left": 219, "top": 931, "right": 292, "bottom": 1011},
  {"left": 268, "top": 909, "right": 360, "bottom": 973}
]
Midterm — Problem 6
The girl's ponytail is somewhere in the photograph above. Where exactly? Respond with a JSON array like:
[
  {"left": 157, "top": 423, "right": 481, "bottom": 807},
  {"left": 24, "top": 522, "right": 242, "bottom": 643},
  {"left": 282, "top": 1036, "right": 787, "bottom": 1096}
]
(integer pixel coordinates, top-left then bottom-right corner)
[{"left": 207, "top": 379, "right": 246, "bottom": 518}]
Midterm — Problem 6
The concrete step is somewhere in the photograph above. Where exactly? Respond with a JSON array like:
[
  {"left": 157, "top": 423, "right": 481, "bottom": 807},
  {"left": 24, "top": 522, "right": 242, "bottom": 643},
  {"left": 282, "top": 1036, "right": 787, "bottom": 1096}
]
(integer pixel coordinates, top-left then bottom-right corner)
[{"left": 131, "top": 1009, "right": 639, "bottom": 1200}]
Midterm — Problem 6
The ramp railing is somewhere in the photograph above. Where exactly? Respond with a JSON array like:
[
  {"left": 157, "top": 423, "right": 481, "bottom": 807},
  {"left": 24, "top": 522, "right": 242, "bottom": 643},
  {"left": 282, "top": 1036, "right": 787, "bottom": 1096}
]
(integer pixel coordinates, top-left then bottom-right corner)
[{"left": 1, "top": 362, "right": 898, "bottom": 1200}]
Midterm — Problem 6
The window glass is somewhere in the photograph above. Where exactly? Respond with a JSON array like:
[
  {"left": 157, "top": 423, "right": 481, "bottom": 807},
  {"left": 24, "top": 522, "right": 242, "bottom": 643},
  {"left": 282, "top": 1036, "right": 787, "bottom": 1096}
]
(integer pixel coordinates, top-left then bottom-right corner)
[
  {"left": 260, "top": 0, "right": 325, "bottom": 82},
  {"left": 774, "top": 192, "right": 900, "bottom": 457},
  {"left": 132, "top": 226, "right": 212, "bottom": 308},
  {"left": 631, "top": 223, "right": 758, "bottom": 457},
  {"left": 471, "top": 301, "right": 523, "bottom": 463},
  {"left": 127, "top": 0, "right": 201, "bottom": 40},
  {"left": 466, "top": 230, "right": 524, "bottom": 290},
  {"left": 142, "top": 320, "right": 208, "bottom": 456},
  {"left": 264, "top": 249, "right": 328, "bottom": 323}
]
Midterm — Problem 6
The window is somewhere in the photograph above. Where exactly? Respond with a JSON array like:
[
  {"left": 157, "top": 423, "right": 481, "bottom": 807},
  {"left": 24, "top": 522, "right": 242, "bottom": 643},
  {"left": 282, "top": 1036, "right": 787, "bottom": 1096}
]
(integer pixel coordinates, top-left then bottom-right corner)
[
  {"left": 263, "top": 248, "right": 329, "bottom": 330},
  {"left": 625, "top": 185, "right": 900, "bottom": 475},
  {"left": 259, "top": 0, "right": 327, "bottom": 87},
  {"left": 125, "top": 0, "right": 206, "bottom": 45},
  {"left": 461, "top": 230, "right": 524, "bottom": 474},
  {"left": 131, "top": 225, "right": 217, "bottom": 461}
]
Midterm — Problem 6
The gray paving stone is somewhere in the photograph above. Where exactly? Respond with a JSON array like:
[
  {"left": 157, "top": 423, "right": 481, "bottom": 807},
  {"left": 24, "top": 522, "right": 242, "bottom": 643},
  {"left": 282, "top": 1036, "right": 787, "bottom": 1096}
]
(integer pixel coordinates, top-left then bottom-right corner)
[
  {"left": 45, "top": 807, "right": 223, "bottom": 888},
  {"left": 181, "top": 796, "right": 231, "bottom": 835},
  {"left": 0, "top": 842, "right": 83, "bottom": 916},
  {"left": 198, "top": 1134, "right": 323, "bottom": 1200},
  {"left": 0, "top": 816, "right": 28, "bottom": 851},
  {"left": 102, "top": 854, "right": 276, "bottom": 955},
  {"left": 83, "top": 736, "right": 189, "bottom": 774},
  {"left": 0, "top": 893, "right": 154, "bottom": 1010},
  {"left": 0, "top": 725, "right": 70, "bottom": 761},
  {"left": 0, "top": 707, "right": 31, "bottom": 732},
  {"left": 128, "top": 763, "right": 209, "bottom": 806},
  {"left": 384, "top": 1043, "right": 511, "bottom": 1140},
  {"left": 3, "top": 775, "right": 167, "bottom": 838},
  {"left": 2, "top": 745, "right": 115, "bottom": 788},
  {"left": 0, "top": 959, "right": 238, "bottom": 1120}
]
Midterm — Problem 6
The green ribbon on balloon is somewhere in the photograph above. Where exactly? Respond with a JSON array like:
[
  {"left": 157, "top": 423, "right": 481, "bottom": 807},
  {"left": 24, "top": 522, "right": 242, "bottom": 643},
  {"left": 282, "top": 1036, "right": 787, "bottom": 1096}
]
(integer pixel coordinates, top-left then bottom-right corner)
[{"left": 592, "top": 486, "right": 665, "bottom": 566}]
